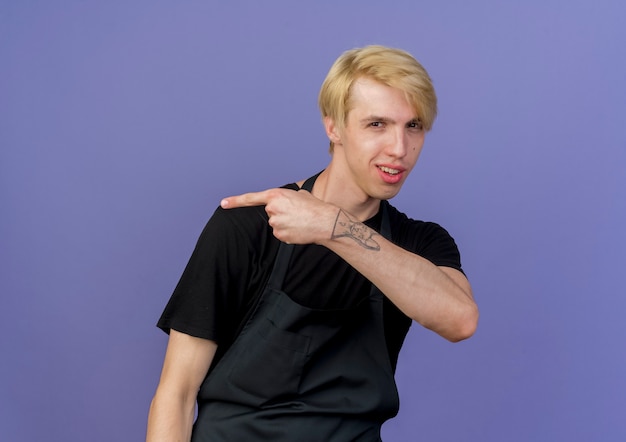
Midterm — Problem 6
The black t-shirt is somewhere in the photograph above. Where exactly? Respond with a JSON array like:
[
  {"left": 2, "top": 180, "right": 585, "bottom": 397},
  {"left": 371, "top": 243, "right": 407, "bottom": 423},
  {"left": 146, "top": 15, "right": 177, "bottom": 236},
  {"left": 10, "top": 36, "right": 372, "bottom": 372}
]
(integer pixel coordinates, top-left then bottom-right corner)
[{"left": 158, "top": 183, "right": 464, "bottom": 371}]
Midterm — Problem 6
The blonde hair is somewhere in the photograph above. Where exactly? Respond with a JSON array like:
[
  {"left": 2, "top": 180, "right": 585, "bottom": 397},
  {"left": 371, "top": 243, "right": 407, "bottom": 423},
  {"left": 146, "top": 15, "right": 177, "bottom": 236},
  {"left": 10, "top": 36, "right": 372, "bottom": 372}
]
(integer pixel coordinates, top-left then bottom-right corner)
[{"left": 318, "top": 45, "right": 437, "bottom": 151}]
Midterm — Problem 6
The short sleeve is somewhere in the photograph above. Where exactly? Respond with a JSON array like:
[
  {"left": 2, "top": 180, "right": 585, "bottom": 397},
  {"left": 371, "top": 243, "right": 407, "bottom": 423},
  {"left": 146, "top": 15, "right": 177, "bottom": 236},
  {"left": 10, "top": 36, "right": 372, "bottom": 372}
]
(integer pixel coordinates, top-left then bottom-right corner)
[
  {"left": 388, "top": 204, "right": 464, "bottom": 274},
  {"left": 156, "top": 206, "right": 262, "bottom": 343},
  {"left": 413, "top": 222, "right": 464, "bottom": 273}
]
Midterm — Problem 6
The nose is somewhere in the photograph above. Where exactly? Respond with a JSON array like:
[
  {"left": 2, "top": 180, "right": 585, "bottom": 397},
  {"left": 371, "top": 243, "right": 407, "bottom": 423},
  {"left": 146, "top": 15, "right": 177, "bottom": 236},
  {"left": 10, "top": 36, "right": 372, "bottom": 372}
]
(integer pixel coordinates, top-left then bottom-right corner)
[{"left": 387, "top": 128, "right": 409, "bottom": 158}]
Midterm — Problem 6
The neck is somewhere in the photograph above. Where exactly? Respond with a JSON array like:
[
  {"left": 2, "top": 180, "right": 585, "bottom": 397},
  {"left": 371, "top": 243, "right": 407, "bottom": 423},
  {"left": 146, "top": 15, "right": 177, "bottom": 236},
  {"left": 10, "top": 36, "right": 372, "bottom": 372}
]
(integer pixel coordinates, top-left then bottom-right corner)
[{"left": 309, "top": 167, "right": 381, "bottom": 221}]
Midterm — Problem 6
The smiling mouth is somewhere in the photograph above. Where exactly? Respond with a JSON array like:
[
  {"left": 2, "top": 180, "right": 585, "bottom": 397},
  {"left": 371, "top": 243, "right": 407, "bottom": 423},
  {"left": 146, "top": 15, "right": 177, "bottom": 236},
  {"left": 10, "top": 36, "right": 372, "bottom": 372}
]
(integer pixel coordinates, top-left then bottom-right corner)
[{"left": 378, "top": 166, "right": 400, "bottom": 175}]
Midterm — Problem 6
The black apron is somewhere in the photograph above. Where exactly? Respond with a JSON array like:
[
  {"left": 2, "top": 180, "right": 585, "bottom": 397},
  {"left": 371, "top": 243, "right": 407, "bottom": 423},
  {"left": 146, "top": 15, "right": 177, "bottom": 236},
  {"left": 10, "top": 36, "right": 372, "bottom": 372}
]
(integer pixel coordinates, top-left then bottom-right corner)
[{"left": 192, "top": 174, "right": 399, "bottom": 441}]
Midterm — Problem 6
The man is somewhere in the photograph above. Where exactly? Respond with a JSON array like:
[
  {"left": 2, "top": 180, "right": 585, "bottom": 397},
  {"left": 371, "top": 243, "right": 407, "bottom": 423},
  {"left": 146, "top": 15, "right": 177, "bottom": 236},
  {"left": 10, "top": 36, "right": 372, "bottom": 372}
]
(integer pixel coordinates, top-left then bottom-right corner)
[{"left": 147, "top": 45, "right": 478, "bottom": 441}]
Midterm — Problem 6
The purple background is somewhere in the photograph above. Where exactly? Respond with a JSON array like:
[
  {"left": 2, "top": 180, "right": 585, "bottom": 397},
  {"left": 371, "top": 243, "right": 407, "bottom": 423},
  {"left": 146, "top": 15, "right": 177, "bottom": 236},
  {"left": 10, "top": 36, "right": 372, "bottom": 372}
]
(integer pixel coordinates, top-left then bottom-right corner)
[{"left": 2, "top": 1, "right": 625, "bottom": 441}]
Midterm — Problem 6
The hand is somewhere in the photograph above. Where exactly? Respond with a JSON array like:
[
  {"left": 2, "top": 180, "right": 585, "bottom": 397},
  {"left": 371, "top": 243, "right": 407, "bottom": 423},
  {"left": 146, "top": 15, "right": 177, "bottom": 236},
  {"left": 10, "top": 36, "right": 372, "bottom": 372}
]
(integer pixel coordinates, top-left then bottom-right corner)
[{"left": 221, "top": 188, "right": 336, "bottom": 244}]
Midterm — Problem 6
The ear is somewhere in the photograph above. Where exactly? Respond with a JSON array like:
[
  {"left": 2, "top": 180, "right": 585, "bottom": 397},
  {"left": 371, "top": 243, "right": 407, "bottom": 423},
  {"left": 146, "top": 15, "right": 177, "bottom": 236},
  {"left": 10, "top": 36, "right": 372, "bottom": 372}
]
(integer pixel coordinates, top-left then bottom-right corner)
[{"left": 323, "top": 116, "right": 342, "bottom": 145}]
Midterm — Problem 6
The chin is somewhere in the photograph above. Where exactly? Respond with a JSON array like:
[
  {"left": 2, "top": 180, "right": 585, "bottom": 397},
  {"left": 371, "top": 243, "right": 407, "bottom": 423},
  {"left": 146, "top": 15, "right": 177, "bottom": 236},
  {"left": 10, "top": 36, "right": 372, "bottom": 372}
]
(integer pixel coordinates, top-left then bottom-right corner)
[{"left": 374, "top": 187, "right": 402, "bottom": 201}]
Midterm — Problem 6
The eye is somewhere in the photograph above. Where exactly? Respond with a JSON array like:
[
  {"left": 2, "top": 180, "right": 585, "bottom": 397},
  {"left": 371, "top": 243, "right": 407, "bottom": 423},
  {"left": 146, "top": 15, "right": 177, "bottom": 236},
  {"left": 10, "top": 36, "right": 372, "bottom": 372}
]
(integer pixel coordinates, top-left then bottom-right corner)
[
  {"left": 407, "top": 119, "right": 423, "bottom": 131},
  {"left": 369, "top": 121, "right": 384, "bottom": 128}
]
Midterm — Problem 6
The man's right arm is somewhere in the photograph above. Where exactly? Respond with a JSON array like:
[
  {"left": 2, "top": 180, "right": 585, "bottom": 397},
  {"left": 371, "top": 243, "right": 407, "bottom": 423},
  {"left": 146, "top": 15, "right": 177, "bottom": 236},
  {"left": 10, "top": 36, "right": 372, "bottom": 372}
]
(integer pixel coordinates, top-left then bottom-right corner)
[{"left": 146, "top": 329, "right": 217, "bottom": 442}]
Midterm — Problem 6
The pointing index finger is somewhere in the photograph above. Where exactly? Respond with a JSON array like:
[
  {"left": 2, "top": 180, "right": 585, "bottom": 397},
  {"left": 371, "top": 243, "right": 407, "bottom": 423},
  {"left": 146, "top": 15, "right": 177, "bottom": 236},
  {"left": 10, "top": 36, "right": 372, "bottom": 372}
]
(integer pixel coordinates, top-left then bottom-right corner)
[{"left": 220, "top": 190, "right": 273, "bottom": 209}]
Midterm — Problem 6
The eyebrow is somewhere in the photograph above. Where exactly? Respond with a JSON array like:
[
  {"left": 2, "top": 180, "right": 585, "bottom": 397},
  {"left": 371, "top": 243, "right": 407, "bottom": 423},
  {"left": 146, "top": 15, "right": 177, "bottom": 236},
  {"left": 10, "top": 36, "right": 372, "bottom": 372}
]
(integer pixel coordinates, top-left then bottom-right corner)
[
  {"left": 360, "top": 116, "right": 394, "bottom": 124},
  {"left": 360, "top": 115, "right": 420, "bottom": 125}
]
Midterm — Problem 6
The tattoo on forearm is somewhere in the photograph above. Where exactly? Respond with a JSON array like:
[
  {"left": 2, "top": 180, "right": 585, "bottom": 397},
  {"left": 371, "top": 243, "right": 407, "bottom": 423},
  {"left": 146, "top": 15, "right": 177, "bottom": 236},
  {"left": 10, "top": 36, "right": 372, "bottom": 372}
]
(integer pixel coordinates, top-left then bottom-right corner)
[{"left": 331, "top": 209, "right": 381, "bottom": 251}]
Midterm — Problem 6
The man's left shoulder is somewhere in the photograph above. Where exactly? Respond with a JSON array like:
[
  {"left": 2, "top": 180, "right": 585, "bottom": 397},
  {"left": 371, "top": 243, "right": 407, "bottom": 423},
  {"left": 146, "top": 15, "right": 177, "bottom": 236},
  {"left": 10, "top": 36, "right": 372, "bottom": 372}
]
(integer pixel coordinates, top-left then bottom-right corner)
[{"left": 385, "top": 202, "right": 455, "bottom": 243}]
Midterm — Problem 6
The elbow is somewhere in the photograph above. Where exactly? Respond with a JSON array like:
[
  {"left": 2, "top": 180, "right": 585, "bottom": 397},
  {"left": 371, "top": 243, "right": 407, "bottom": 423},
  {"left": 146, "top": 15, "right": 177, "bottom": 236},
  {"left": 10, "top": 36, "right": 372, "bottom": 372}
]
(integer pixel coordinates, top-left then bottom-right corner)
[{"left": 445, "top": 303, "right": 479, "bottom": 343}]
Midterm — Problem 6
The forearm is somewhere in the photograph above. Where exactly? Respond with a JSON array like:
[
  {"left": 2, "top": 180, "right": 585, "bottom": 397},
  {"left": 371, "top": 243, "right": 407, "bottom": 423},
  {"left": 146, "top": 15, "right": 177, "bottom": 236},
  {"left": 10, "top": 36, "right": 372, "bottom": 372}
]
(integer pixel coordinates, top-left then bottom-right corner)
[
  {"left": 320, "top": 209, "right": 478, "bottom": 342},
  {"left": 218, "top": 188, "right": 478, "bottom": 340},
  {"left": 146, "top": 387, "right": 196, "bottom": 442}
]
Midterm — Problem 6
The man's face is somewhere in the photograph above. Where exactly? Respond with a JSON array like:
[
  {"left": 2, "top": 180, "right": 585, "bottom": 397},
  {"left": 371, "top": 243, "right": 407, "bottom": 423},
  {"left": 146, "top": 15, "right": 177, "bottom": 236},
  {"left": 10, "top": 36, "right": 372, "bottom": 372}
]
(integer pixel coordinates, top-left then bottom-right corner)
[{"left": 326, "top": 77, "right": 426, "bottom": 202}]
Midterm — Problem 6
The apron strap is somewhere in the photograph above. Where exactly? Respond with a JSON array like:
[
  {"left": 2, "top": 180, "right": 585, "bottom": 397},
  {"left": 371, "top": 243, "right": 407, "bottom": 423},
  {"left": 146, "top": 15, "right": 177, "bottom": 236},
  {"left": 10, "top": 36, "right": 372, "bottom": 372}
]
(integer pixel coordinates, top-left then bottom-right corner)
[
  {"left": 267, "top": 171, "right": 321, "bottom": 288},
  {"left": 301, "top": 171, "right": 322, "bottom": 192},
  {"left": 267, "top": 242, "right": 294, "bottom": 289},
  {"left": 379, "top": 200, "right": 391, "bottom": 241}
]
